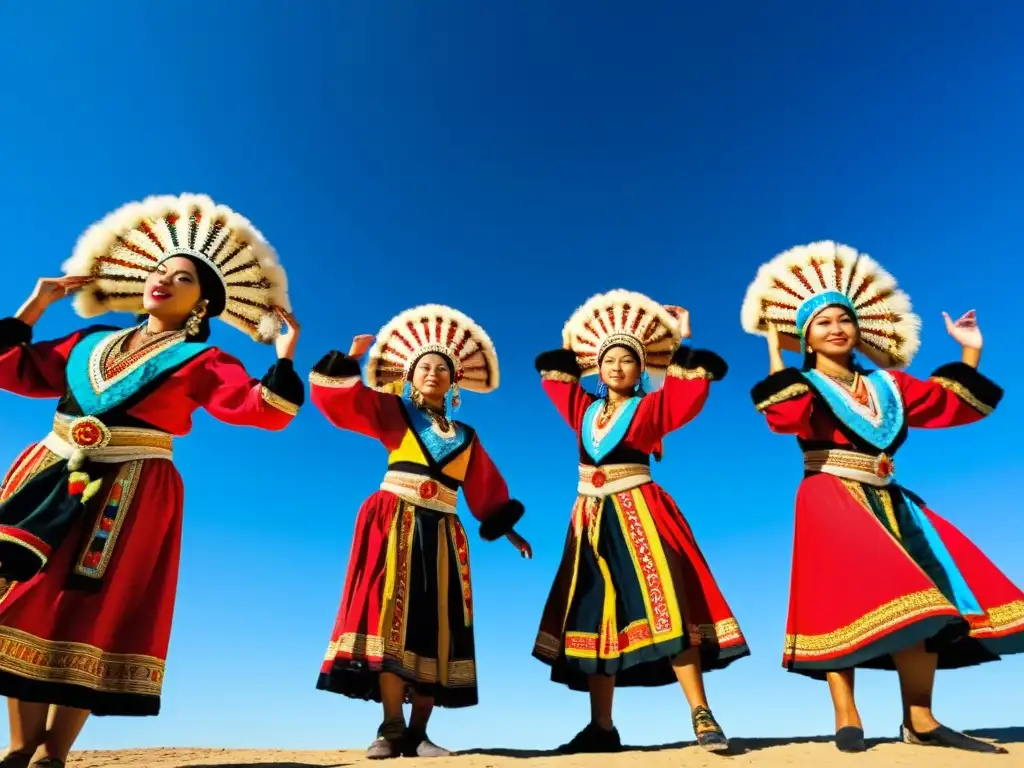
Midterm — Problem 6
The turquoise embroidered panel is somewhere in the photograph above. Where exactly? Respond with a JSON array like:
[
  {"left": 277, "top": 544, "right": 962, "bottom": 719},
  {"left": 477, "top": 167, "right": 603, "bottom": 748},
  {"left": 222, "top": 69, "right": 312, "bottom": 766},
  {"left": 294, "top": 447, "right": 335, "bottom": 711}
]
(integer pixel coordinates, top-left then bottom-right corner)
[
  {"left": 401, "top": 397, "right": 468, "bottom": 464},
  {"left": 803, "top": 369, "right": 904, "bottom": 450},
  {"left": 67, "top": 330, "right": 209, "bottom": 416},
  {"left": 582, "top": 396, "right": 640, "bottom": 463}
]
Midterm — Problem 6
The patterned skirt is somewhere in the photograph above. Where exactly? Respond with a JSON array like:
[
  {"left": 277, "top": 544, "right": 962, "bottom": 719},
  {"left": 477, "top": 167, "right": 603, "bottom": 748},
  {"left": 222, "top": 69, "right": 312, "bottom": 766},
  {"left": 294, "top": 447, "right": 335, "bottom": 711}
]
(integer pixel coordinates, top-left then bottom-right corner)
[
  {"left": 317, "top": 490, "right": 478, "bottom": 708},
  {"left": 533, "top": 482, "right": 749, "bottom": 690},
  {"left": 784, "top": 473, "right": 1024, "bottom": 677}
]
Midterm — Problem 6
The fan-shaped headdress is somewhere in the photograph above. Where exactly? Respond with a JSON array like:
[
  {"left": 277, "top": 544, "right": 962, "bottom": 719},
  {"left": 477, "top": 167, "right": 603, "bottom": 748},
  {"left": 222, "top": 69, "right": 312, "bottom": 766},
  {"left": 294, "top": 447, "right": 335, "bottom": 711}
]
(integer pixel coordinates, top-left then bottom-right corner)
[
  {"left": 62, "top": 193, "right": 289, "bottom": 343},
  {"left": 740, "top": 240, "right": 920, "bottom": 368},
  {"left": 562, "top": 289, "right": 682, "bottom": 377},
  {"left": 365, "top": 304, "right": 499, "bottom": 405}
]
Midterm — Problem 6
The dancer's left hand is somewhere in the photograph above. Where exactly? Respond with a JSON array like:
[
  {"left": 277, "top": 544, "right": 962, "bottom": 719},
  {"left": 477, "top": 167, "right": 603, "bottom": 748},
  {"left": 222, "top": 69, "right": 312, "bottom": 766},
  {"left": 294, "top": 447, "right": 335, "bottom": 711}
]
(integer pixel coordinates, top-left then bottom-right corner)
[
  {"left": 274, "top": 306, "right": 301, "bottom": 360},
  {"left": 506, "top": 530, "right": 533, "bottom": 559},
  {"left": 665, "top": 305, "right": 691, "bottom": 339},
  {"left": 943, "top": 310, "right": 982, "bottom": 350}
]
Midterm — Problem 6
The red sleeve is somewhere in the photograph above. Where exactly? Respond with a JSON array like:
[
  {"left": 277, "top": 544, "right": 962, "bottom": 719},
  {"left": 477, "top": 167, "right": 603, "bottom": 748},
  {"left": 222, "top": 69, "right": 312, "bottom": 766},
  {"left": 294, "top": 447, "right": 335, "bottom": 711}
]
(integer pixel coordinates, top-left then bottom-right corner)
[
  {"left": 308, "top": 351, "right": 405, "bottom": 443},
  {"left": 0, "top": 319, "right": 112, "bottom": 399},
  {"left": 634, "top": 347, "right": 725, "bottom": 443},
  {"left": 535, "top": 348, "right": 594, "bottom": 432},
  {"left": 891, "top": 363, "right": 1002, "bottom": 429},
  {"left": 190, "top": 349, "right": 303, "bottom": 430},
  {"left": 461, "top": 434, "right": 524, "bottom": 541},
  {"left": 750, "top": 367, "right": 816, "bottom": 438}
]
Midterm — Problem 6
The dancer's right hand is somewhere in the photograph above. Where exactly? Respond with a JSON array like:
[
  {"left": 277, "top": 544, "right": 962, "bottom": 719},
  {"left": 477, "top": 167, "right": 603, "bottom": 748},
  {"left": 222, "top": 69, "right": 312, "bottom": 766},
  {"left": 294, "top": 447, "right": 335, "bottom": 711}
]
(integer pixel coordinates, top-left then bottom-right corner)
[
  {"left": 29, "top": 276, "right": 93, "bottom": 310},
  {"left": 348, "top": 334, "right": 375, "bottom": 359}
]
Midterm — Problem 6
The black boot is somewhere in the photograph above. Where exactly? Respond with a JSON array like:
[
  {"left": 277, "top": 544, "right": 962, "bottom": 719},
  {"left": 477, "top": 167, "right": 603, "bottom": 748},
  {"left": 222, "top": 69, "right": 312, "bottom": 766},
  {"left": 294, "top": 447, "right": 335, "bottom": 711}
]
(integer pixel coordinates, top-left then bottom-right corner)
[
  {"left": 365, "top": 716, "right": 405, "bottom": 760},
  {"left": 835, "top": 726, "right": 867, "bottom": 752},
  {"left": 556, "top": 722, "right": 623, "bottom": 754}
]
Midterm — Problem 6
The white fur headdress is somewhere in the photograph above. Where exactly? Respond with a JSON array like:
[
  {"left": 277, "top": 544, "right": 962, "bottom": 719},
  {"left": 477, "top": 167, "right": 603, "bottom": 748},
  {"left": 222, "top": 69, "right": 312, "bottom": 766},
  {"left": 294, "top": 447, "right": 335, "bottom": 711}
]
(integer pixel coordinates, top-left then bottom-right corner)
[
  {"left": 365, "top": 304, "right": 499, "bottom": 394},
  {"left": 562, "top": 289, "right": 681, "bottom": 376},
  {"left": 62, "top": 193, "right": 290, "bottom": 343},
  {"left": 740, "top": 240, "right": 920, "bottom": 368}
]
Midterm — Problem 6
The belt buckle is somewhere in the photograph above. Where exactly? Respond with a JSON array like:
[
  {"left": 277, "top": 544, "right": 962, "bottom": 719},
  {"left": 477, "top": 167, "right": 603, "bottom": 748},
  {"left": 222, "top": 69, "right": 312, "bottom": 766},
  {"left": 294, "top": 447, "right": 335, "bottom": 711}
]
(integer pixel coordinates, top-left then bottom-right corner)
[
  {"left": 67, "top": 416, "right": 111, "bottom": 450},
  {"left": 418, "top": 480, "right": 439, "bottom": 501},
  {"left": 873, "top": 453, "right": 895, "bottom": 480},
  {"left": 590, "top": 469, "right": 607, "bottom": 489}
]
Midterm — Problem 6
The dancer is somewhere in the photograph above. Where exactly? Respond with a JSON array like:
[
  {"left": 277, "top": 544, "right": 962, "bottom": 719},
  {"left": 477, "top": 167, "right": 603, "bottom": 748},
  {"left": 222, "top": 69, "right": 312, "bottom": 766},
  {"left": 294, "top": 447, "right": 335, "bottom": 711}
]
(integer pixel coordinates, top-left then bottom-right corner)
[
  {"left": 0, "top": 194, "right": 302, "bottom": 768},
  {"left": 532, "top": 289, "right": 749, "bottom": 754},
  {"left": 742, "top": 240, "right": 1022, "bottom": 755},
  {"left": 310, "top": 304, "right": 530, "bottom": 759}
]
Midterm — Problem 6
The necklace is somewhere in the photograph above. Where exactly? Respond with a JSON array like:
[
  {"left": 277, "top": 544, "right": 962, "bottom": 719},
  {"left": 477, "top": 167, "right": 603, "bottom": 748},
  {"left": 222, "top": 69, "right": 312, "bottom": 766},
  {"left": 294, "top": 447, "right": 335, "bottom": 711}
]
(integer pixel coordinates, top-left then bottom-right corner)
[
  {"left": 595, "top": 397, "right": 623, "bottom": 430},
  {"left": 827, "top": 370, "right": 870, "bottom": 407},
  {"left": 411, "top": 388, "right": 453, "bottom": 435}
]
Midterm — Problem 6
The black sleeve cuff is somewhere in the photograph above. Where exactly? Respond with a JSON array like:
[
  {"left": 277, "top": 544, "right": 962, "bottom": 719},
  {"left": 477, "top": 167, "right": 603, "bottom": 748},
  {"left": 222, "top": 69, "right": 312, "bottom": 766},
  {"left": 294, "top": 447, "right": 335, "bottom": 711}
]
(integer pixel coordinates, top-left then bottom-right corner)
[
  {"left": 535, "top": 349, "right": 581, "bottom": 378},
  {"left": 479, "top": 499, "right": 525, "bottom": 541},
  {"left": 750, "top": 367, "right": 810, "bottom": 410},
  {"left": 0, "top": 318, "right": 32, "bottom": 350},
  {"left": 312, "top": 351, "right": 362, "bottom": 379},
  {"left": 930, "top": 362, "right": 1003, "bottom": 414},
  {"left": 667, "top": 346, "right": 729, "bottom": 381},
  {"left": 261, "top": 358, "right": 305, "bottom": 408}
]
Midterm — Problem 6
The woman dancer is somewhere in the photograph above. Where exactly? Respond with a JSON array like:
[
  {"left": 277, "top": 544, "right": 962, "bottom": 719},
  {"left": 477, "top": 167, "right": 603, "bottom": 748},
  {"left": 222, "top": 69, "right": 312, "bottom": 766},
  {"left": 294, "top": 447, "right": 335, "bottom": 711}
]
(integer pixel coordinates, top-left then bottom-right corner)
[
  {"left": 309, "top": 304, "right": 530, "bottom": 759},
  {"left": 532, "top": 289, "right": 749, "bottom": 754},
  {"left": 0, "top": 194, "right": 302, "bottom": 768},
  {"left": 742, "top": 240, "right": 1022, "bottom": 755}
]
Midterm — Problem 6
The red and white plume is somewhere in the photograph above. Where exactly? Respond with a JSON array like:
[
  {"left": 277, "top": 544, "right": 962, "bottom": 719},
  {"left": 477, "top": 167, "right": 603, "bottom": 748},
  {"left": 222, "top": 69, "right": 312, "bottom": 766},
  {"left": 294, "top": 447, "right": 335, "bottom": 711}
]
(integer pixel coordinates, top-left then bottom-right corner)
[
  {"left": 365, "top": 304, "right": 499, "bottom": 394},
  {"left": 562, "top": 289, "right": 682, "bottom": 377},
  {"left": 62, "top": 193, "right": 290, "bottom": 343}
]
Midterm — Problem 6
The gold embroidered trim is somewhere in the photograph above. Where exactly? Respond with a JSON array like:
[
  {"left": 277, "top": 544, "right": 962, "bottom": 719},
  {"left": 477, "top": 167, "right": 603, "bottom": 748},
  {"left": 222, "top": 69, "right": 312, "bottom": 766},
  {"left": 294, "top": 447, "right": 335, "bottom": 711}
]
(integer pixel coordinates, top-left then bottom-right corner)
[
  {"left": 986, "top": 600, "right": 1024, "bottom": 632},
  {"left": 540, "top": 370, "right": 579, "bottom": 384},
  {"left": 931, "top": 376, "right": 993, "bottom": 416},
  {"left": 755, "top": 383, "right": 810, "bottom": 411},
  {"left": 666, "top": 364, "right": 713, "bottom": 381},
  {"left": 784, "top": 588, "right": 955, "bottom": 657},
  {"left": 260, "top": 385, "right": 299, "bottom": 415},
  {"left": 71, "top": 460, "right": 143, "bottom": 580},
  {"left": 325, "top": 632, "right": 477, "bottom": 686},
  {"left": 308, "top": 371, "right": 360, "bottom": 389},
  {"left": 0, "top": 626, "right": 164, "bottom": 695}
]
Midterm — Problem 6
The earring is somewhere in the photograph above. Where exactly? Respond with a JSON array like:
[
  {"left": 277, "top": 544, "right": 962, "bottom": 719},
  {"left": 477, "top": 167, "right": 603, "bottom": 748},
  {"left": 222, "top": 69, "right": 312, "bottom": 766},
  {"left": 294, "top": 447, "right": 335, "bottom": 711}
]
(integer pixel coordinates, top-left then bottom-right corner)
[
  {"left": 450, "top": 381, "right": 461, "bottom": 412},
  {"left": 184, "top": 310, "right": 203, "bottom": 337},
  {"left": 596, "top": 380, "right": 608, "bottom": 398}
]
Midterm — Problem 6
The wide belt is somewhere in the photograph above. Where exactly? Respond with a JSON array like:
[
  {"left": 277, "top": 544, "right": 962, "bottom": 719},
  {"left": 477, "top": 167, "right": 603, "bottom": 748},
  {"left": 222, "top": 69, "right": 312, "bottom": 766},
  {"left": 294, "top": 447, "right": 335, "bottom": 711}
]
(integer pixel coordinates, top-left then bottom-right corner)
[
  {"left": 577, "top": 463, "right": 651, "bottom": 498},
  {"left": 380, "top": 470, "right": 458, "bottom": 514},
  {"left": 43, "top": 414, "right": 174, "bottom": 466},
  {"left": 803, "top": 448, "right": 895, "bottom": 487}
]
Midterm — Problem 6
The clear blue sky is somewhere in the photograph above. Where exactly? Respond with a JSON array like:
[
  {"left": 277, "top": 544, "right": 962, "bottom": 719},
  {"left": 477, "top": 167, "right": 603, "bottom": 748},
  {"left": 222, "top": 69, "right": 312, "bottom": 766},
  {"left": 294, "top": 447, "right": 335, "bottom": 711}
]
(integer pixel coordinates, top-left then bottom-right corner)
[{"left": 0, "top": 0, "right": 1021, "bottom": 753}]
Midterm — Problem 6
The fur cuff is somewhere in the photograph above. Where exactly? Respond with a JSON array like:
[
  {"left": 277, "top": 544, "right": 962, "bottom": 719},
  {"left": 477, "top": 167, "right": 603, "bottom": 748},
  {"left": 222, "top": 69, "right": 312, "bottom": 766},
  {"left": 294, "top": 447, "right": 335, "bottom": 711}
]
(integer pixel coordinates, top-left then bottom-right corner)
[
  {"left": 666, "top": 346, "right": 728, "bottom": 382},
  {"left": 0, "top": 318, "right": 32, "bottom": 349},
  {"left": 261, "top": 359, "right": 305, "bottom": 413},
  {"left": 750, "top": 368, "right": 810, "bottom": 410},
  {"left": 312, "top": 351, "right": 362, "bottom": 379},
  {"left": 479, "top": 499, "right": 525, "bottom": 541},
  {"left": 930, "top": 362, "right": 1003, "bottom": 415},
  {"left": 535, "top": 349, "right": 581, "bottom": 379}
]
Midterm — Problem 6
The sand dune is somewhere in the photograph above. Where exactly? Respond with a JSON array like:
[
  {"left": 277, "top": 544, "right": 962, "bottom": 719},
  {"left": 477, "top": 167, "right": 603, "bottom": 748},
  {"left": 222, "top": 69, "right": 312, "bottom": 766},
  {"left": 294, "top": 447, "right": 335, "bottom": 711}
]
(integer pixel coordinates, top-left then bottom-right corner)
[{"left": 60, "top": 727, "right": 1023, "bottom": 767}]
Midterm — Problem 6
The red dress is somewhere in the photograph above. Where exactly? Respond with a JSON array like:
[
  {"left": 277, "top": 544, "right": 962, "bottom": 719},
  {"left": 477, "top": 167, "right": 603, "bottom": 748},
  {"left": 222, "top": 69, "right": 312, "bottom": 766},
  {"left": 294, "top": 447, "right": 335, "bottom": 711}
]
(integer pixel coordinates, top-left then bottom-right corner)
[
  {"left": 752, "top": 363, "right": 1024, "bottom": 677},
  {"left": 0, "top": 319, "right": 302, "bottom": 715},
  {"left": 531, "top": 347, "right": 749, "bottom": 690},
  {"left": 309, "top": 352, "right": 524, "bottom": 709}
]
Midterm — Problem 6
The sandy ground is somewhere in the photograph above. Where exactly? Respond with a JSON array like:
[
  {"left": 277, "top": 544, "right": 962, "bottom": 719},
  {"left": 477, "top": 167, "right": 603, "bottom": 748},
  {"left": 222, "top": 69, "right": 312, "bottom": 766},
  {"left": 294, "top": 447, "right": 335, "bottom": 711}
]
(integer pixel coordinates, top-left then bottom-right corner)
[{"left": 58, "top": 728, "right": 1023, "bottom": 767}]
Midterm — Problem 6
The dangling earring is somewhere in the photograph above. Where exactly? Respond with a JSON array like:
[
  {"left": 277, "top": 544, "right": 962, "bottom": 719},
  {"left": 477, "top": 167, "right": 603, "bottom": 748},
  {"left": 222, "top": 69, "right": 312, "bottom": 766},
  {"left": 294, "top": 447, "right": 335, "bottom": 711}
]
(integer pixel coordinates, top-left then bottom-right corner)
[
  {"left": 596, "top": 380, "right": 608, "bottom": 398},
  {"left": 635, "top": 370, "right": 650, "bottom": 394},
  {"left": 450, "top": 381, "right": 461, "bottom": 412},
  {"left": 184, "top": 309, "right": 203, "bottom": 337}
]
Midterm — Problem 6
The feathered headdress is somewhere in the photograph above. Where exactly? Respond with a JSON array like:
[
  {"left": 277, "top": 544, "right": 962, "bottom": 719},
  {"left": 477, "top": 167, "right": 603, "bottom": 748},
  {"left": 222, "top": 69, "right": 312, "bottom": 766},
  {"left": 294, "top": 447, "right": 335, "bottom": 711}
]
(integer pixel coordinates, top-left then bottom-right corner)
[
  {"left": 62, "top": 193, "right": 289, "bottom": 343},
  {"left": 740, "top": 240, "right": 919, "bottom": 368},
  {"left": 562, "top": 289, "right": 681, "bottom": 377},
  {"left": 365, "top": 304, "right": 499, "bottom": 401}
]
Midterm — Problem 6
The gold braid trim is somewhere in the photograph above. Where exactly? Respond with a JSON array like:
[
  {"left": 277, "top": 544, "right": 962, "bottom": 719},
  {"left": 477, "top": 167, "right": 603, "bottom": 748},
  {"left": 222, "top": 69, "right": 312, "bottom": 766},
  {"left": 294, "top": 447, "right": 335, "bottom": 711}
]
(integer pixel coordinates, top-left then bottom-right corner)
[
  {"left": 540, "top": 370, "right": 579, "bottom": 384},
  {"left": 931, "top": 376, "right": 993, "bottom": 416},
  {"left": 755, "top": 382, "right": 810, "bottom": 412},
  {"left": 987, "top": 600, "right": 1024, "bottom": 632},
  {"left": 666, "top": 364, "right": 713, "bottom": 381},
  {"left": 260, "top": 386, "right": 300, "bottom": 415},
  {"left": 308, "top": 371, "right": 360, "bottom": 389}
]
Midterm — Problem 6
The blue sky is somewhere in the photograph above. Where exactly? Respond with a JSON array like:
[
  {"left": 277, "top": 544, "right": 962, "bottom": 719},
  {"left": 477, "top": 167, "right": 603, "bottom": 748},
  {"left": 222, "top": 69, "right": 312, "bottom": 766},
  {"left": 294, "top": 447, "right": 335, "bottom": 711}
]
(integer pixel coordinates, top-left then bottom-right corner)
[{"left": 1, "top": 0, "right": 1022, "bottom": 753}]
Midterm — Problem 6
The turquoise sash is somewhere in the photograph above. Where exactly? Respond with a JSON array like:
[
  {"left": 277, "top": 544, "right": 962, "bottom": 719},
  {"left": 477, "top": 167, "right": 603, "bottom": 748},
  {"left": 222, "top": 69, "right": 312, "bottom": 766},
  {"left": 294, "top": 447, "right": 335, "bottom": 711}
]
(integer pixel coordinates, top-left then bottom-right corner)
[
  {"left": 582, "top": 397, "right": 640, "bottom": 463},
  {"left": 804, "top": 369, "right": 904, "bottom": 450}
]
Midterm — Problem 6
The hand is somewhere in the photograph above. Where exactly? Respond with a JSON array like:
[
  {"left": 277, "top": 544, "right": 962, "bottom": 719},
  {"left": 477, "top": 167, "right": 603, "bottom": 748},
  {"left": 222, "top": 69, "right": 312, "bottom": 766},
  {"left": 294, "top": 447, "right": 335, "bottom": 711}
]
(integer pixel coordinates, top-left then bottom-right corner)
[
  {"left": 273, "top": 307, "right": 301, "bottom": 360},
  {"left": 942, "top": 310, "right": 982, "bottom": 351},
  {"left": 348, "top": 334, "right": 375, "bottom": 360},
  {"left": 505, "top": 530, "right": 532, "bottom": 559},
  {"left": 664, "top": 305, "right": 691, "bottom": 339},
  {"left": 29, "top": 276, "right": 93, "bottom": 309}
]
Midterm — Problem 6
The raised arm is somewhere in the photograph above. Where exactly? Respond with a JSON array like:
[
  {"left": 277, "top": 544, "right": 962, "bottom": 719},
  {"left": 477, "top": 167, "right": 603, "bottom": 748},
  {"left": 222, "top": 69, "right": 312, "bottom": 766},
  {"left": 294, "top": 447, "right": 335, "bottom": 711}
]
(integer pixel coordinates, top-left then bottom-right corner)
[
  {"left": 534, "top": 348, "right": 595, "bottom": 432},
  {"left": 634, "top": 346, "right": 726, "bottom": 443},
  {"left": 750, "top": 367, "right": 816, "bottom": 438},
  {"left": 0, "top": 319, "right": 115, "bottom": 399},
  {"left": 461, "top": 434, "right": 525, "bottom": 542},
  {"left": 891, "top": 363, "right": 1002, "bottom": 429},
  {"left": 308, "top": 350, "right": 405, "bottom": 441},
  {"left": 190, "top": 350, "right": 304, "bottom": 430}
]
